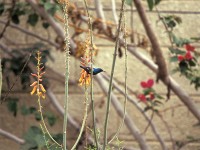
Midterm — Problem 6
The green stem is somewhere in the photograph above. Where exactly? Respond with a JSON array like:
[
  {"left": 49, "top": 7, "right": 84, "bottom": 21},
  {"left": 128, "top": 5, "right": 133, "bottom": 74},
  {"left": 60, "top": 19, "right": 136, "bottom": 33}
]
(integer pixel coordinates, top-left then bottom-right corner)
[
  {"left": 37, "top": 97, "right": 62, "bottom": 147},
  {"left": 71, "top": 86, "right": 88, "bottom": 150},
  {"left": 40, "top": 124, "right": 50, "bottom": 150},
  {"left": 62, "top": 1, "right": 70, "bottom": 149},
  {"left": 36, "top": 58, "right": 62, "bottom": 148},
  {"left": 108, "top": 6, "right": 128, "bottom": 144},
  {"left": 83, "top": 0, "right": 99, "bottom": 149},
  {"left": 102, "top": 0, "right": 125, "bottom": 149}
]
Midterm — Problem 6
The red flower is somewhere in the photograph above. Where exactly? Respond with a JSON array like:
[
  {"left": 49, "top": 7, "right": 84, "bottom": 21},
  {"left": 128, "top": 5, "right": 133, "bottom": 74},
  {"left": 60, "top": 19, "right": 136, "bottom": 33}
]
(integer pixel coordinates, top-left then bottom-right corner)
[
  {"left": 178, "top": 55, "right": 184, "bottom": 61},
  {"left": 140, "top": 79, "right": 154, "bottom": 88},
  {"left": 138, "top": 94, "right": 147, "bottom": 103},
  {"left": 185, "top": 51, "right": 193, "bottom": 60},
  {"left": 185, "top": 44, "right": 195, "bottom": 52},
  {"left": 149, "top": 92, "right": 155, "bottom": 100}
]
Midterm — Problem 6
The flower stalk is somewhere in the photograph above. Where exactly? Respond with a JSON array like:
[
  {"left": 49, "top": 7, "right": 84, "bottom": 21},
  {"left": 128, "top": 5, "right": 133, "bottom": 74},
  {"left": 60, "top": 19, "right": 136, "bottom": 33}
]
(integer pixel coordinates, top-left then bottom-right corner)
[
  {"left": 103, "top": 0, "right": 125, "bottom": 149},
  {"left": 30, "top": 51, "right": 62, "bottom": 148},
  {"left": 83, "top": 0, "right": 99, "bottom": 149},
  {"left": 62, "top": 0, "right": 71, "bottom": 149}
]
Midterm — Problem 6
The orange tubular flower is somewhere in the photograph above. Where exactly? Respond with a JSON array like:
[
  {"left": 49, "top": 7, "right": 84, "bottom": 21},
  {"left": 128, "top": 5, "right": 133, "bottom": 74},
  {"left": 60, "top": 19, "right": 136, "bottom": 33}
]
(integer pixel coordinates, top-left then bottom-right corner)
[
  {"left": 78, "top": 40, "right": 92, "bottom": 86},
  {"left": 30, "top": 51, "right": 46, "bottom": 99}
]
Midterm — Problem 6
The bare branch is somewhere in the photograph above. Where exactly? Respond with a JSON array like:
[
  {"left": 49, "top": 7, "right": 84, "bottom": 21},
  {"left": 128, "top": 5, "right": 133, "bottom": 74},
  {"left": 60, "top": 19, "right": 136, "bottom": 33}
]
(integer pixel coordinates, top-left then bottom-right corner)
[
  {"left": 111, "top": 0, "right": 118, "bottom": 24},
  {"left": 0, "top": 0, "right": 15, "bottom": 41},
  {"left": 0, "top": 20, "right": 59, "bottom": 48},
  {"left": 94, "top": 0, "right": 107, "bottom": 30},
  {"left": 0, "top": 128, "right": 25, "bottom": 144}
]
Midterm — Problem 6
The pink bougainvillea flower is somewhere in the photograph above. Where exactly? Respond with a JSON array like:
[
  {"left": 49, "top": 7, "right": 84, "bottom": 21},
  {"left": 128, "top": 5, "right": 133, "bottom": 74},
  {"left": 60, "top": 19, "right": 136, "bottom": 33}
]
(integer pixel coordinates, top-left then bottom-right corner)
[
  {"left": 149, "top": 92, "right": 155, "bottom": 100},
  {"left": 185, "top": 44, "right": 195, "bottom": 52},
  {"left": 138, "top": 94, "right": 147, "bottom": 103},
  {"left": 140, "top": 79, "right": 154, "bottom": 88},
  {"left": 177, "top": 55, "right": 184, "bottom": 61},
  {"left": 185, "top": 51, "right": 193, "bottom": 60}
]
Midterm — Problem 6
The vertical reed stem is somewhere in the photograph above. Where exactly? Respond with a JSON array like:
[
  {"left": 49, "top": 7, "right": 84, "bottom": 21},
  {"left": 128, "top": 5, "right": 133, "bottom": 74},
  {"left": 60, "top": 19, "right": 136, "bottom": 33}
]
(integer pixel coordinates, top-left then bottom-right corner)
[
  {"left": 103, "top": 0, "right": 125, "bottom": 149},
  {"left": 62, "top": 1, "right": 70, "bottom": 149},
  {"left": 83, "top": 0, "right": 99, "bottom": 149}
]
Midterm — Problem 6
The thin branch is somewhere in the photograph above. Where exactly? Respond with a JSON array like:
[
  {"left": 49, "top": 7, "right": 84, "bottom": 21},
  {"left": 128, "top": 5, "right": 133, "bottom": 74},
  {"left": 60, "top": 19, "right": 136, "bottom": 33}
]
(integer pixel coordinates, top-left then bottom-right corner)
[
  {"left": 111, "top": 0, "right": 118, "bottom": 24},
  {"left": 108, "top": 9, "right": 128, "bottom": 144},
  {"left": 157, "top": 113, "right": 176, "bottom": 150},
  {"left": 0, "top": 20, "right": 59, "bottom": 48},
  {"left": 78, "top": 6, "right": 200, "bottom": 15},
  {"left": 0, "top": 128, "right": 25, "bottom": 144},
  {"left": 94, "top": 0, "right": 107, "bottom": 30},
  {"left": 83, "top": 0, "right": 99, "bottom": 148},
  {"left": 103, "top": 0, "right": 126, "bottom": 148},
  {"left": 1, "top": 47, "right": 33, "bottom": 103},
  {"left": 0, "top": 0, "right": 15, "bottom": 41}
]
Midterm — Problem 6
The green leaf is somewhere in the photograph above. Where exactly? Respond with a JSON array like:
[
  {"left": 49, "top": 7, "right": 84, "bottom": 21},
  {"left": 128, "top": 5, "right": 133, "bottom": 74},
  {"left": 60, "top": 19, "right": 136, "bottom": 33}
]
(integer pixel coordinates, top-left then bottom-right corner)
[
  {"left": 42, "top": 22, "right": 50, "bottom": 29},
  {"left": 22, "top": 126, "right": 45, "bottom": 150},
  {"left": 154, "top": 93, "right": 164, "bottom": 99},
  {"left": 143, "top": 88, "right": 154, "bottom": 95},
  {"left": 155, "top": 0, "right": 162, "bottom": 5},
  {"left": 35, "top": 134, "right": 46, "bottom": 148},
  {"left": 170, "top": 68, "right": 179, "bottom": 74},
  {"left": 189, "top": 60, "right": 196, "bottom": 67},
  {"left": 11, "top": 14, "right": 20, "bottom": 24},
  {"left": 162, "top": 15, "right": 182, "bottom": 29},
  {"left": 154, "top": 100, "right": 163, "bottom": 105},
  {"left": 125, "top": 0, "right": 132, "bottom": 6},
  {"left": 144, "top": 106, "right": 152, "bottom": 112},
  {"left": 179, "top": 61, "right": 189, "bottom": 73},
  {"left": 7, "top": 98, "right": 18, "bottom": 117},
  {"left": 44, "top": 2, "right": 53, "bottom": 10},
  {"left": 21, "top": 106, "right": 36, "bottom": 115},
  {"left": 147, "top": 0, "right": 154, "bottom": 11},
  {"left": 46, "top": 112, "right": 57, "bottom": 126},
  {"left": 35, "top": 112, "right": 41, "bottom": 121},
  {"left": 27, "top": 13, "right": 39, "bottom": 26},
  {"left": 171, "top": 34, "right": 190, "bottom": 47},
  {"left": 186, "top": 136, "right": 195, "bottom": 141},
  {"left": 170, "top": 56, "right": 178, "bottom": 62},
  {"left": 39, "top": 0, "right": 48, "bottom": 4},
  {"left": 48, "top": 4, "right": 60, "bottom": 16},
  {"left": 191, "top": 37, "right": 200, "bottom": 41},
  {"left": 0, "top": 3, "right": 4, "bottom": 15},
  {"left": 29, "top": 107, "right": 37, "bottom": 114},
  {"left": 52, "top": 133, "right": 63, "bottom": 144},
  {"left": 146, "top": 0, "right": 161, "bottom": 11},
  {"left": 168, "top": 47, "right": 185, "bottom": 55},
  {"left": 21, "top": 105, "right": 30, "bottom": 116}
]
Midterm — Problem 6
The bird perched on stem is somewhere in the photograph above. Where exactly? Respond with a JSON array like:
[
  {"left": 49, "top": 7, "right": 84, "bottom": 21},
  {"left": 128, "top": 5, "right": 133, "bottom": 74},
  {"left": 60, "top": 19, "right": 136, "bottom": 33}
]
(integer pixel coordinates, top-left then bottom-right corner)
[{"left": 80, "top": 66, "right": 104, "bottom": 75}]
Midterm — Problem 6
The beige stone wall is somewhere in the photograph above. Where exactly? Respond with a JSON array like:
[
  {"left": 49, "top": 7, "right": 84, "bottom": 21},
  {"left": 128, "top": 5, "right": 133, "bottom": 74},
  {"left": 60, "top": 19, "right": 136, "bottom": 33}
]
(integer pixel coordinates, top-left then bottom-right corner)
[{"left": 1, "top": 0, "right": 200, "bottom": 150}]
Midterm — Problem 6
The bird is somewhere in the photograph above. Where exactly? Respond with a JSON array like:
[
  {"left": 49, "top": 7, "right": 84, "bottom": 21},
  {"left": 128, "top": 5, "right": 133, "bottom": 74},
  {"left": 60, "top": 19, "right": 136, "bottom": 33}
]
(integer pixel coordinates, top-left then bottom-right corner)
[{"left": 80, "top": 66, "right": 104, "bottom": 75}]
